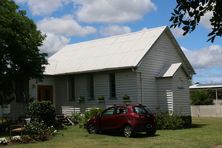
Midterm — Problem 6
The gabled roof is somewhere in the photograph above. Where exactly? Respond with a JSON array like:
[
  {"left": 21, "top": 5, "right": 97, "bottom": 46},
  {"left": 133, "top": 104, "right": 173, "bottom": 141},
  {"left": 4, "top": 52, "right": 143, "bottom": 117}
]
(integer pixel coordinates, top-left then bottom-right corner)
[
  {"left": 44, "top": 26, "right": 194, "bottom": 75},
  {"left": 157, "top": 63, "right": 182, "bottom": 78}
]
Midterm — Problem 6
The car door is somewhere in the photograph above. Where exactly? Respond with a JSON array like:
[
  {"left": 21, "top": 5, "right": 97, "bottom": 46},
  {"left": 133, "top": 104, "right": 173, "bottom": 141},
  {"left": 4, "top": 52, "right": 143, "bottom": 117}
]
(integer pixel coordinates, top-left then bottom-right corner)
[
  {"left": 111, "top": 107, "right": 128, "bottom": 129},
  {"left": 100, "top": 107, "right": 116, "bottom": 130}
]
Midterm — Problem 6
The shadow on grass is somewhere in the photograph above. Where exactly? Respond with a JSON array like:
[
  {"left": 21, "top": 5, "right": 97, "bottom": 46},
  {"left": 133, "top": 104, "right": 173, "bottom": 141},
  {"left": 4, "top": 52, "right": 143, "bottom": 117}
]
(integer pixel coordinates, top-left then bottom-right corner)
[
  {"left": 191, "top": 123, "right": 206, "bottom": 129},
  {"left": 98, "top": 131, "right": 159, "bottom": 138}
]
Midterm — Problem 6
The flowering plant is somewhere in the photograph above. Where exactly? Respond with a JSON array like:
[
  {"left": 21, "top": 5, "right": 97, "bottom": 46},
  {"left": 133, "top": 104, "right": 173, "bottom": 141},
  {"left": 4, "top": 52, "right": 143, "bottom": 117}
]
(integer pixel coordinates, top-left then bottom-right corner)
[{"left": 0, "top": 137, "right": 8, "bottom": 145}]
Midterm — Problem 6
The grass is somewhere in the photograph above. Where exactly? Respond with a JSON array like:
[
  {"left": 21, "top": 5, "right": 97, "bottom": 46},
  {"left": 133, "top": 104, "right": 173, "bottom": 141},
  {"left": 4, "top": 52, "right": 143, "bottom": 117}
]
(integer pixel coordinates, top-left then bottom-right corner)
[{"left": 4, "top": 117, "right": 222, "bottom": 148}]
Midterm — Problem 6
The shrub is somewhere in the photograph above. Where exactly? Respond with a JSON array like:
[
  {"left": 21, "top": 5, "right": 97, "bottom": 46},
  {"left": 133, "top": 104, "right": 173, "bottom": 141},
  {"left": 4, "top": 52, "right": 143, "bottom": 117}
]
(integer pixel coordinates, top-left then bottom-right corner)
[
  {"left": 0, "top": 117, "right": 11, "bottom": 132},
  {"left": 122, "top": 95, "right": 131, "bottom": 102},
  {"left": 78, "top": 96, "right": 85, "bottom": 104},
  {"left": 190, "top": 90, "right": 213, "bottom": 105},
  {"left": 0, "top": 137, "right": 8, "bottom": 145},
  {"left": 71, "top": 112, "right": 84, "bottom": 125},
  {"left": 156, "top": 112, "right": 184, "bottom": 130},
  {"left": 71, "top": 108, "right": 103, "bottom": 128},
  {"left": 97, "top": 96, "right": 105, "bottom": 103},
  {"left": 27, "top": 101, "right": 56, "bottom": 126},
  {"left": 97, "top": 96, "right": 104, "bottom": 101},
  {"left": 84, "top": 108, "right": 103, "bottom": 122},
  {"left": 25, "top": 120, "right": 55, "bottom": 141}
]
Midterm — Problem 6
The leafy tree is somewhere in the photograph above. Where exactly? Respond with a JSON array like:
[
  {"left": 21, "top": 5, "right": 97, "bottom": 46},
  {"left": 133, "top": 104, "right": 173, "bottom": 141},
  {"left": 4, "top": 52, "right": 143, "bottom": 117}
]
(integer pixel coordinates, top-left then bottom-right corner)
[
  {"left": 190, "top": 90, "right": 213, "bottom": 105},
  {"left": 170, "top": 0, "right": 222, "bottom": 42},
  {"left": 0, "top": 0, "right": 47, "bottom": 106}
]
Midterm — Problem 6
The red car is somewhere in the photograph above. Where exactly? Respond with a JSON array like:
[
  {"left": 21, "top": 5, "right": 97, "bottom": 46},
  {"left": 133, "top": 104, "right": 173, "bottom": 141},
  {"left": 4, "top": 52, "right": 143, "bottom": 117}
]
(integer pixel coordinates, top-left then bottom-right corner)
[{"left": 86, "top": 104, "right": 156, "bottom": 137}]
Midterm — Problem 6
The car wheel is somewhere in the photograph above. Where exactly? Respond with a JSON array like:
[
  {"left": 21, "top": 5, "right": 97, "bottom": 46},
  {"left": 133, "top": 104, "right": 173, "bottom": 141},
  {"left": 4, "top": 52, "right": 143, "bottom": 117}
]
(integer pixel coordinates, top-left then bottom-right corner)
[
  {"left": 146, "top": 128, "right": 156, "bottom": 136},
  {"left": 123, "top": 125, "right": 133, "bottom": 138},
  {"left": 88, "top": 124, "right": 97, "bottom": 134}
]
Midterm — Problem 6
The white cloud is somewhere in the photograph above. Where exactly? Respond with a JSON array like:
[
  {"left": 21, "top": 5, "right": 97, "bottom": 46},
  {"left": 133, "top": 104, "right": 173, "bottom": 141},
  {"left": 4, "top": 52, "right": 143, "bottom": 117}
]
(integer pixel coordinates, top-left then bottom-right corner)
[
  {"left": 182, "top": 45, "right": 222, "bottom": 69},
  {"left": 183, "top": 45, "right": 222, "bottom": 83},
  {"left": 99, "top": 25, "right": 131, "bottom": 36},
  {"left": 37, "top": 15, "right": 96, "bottom": 56},
  {"left": 200, "top": 11, "right": 213, "bottom": 29},
  {"left": 37, "top": 15, "right": 96, "bottom": 37},
  {"left": 14, "top": 0, "right": 73, "bottom": 16},
  {"left": 171, "top": 27, "right": 185, "bottom": 38},
  {"left": 40, "top": 33, "right": 70, "bottom": 56},
  {"left": 75, "top": 0, "right": 156, "bottom": 23}
]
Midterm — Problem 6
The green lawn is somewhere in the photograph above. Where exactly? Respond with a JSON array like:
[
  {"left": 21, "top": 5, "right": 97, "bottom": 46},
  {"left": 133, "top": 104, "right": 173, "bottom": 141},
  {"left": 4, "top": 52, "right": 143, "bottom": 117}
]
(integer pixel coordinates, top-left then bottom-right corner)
[{"left": 6, "top": 117, "right": 222, "bottom": 148}]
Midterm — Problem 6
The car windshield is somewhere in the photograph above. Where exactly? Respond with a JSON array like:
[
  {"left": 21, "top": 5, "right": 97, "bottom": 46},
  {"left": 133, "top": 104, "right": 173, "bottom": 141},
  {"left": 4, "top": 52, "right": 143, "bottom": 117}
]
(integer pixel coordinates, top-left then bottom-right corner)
[
  {"left": 144, "top": 106, "right": 153, "bottom": 114},
  {"left": 134, "top": 106, "right": 152, "bottom": 115}
]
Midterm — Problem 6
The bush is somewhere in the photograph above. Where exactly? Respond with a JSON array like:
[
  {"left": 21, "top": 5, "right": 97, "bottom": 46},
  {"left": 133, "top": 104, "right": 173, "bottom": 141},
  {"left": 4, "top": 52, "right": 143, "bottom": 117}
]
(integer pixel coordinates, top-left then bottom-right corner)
[
  {"left": 190, "top": 90, "right": 213, "bottom": 105},
  {"left": 71, "top": 108, "right": 103, "bottom": 128},
  {"left": 0, "top": 117, "right": 11, "bottom": 132},
  {"left": 25, "top": 120, "right": 55, "bottom": 141},
  {"left": 157, "top": 112, "right": 185, "bottom": 130},
  {"left": 84, "top": 108, "right": 103, "bottom": 122},
  {"left": 71, "top": 112, "right": 84, "bottom": 125},
  {"left": 27, "top": 101, "right": 56, "bottom": 126}
]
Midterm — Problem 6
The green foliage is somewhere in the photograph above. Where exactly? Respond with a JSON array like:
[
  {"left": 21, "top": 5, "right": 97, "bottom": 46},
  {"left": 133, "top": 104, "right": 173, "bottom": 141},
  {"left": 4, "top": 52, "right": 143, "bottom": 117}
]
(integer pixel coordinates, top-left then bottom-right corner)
[
  {"left": 10, "top": 135, "right": 33, "bottom": 144},
  {"left": 97, "top": 96, "right": 105, "bottom": 103},
  {"left": 170, "top": 0, "right": 222, "bottom": 42},
  {"left": 71, "top": 108, "right": 103, "bottom": 128},
  {"left": 0, "top": 0, "right": 47, "bottom": 105},
  {"left": 97, "top": 96, "right": 104, "bottom": 101},
  {"left": 71, "top": 112, "right": 83, "bottom": 124},
  {"left": 71, "top": 112, "right": 85, "bottom": 128},
  {"left": 0, "top": 117, "right": 10, "bottom": 132},
  {"left": 27, "top": 101, "right": 56, "bottom": 126},
  {"left": 84, "top": 108, "right": 103, "bottom": 121},
  {"left": 190, "top": 90, "right": 213, "bottom": 105},
  {"left": 25, "top": 120, "right": 55, "bottom": 141},
  {"left": 157, "top": 112, "right": 185, "bottom": 130},
  {"left": 122, "top": 95, "right": 130, "bottom": 100},
  {"left": 122, "top": 95, "right": 131, "bottom": 103},
  {"left": 78, "top": 96, "right": 85, "bottom": 104}
]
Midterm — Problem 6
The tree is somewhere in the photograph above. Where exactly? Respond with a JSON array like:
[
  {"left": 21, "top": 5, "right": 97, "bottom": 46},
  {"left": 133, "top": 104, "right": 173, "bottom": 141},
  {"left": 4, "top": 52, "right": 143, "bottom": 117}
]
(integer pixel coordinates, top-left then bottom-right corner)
[
  {"left": 190, "top": 90, "right": 213, "bottom": 105},
  {"left": 170, "top": 0, "right": 222, "bottom": 42},
  {"left": 0, "top": 0, "right": 47, "bottom": 107}
]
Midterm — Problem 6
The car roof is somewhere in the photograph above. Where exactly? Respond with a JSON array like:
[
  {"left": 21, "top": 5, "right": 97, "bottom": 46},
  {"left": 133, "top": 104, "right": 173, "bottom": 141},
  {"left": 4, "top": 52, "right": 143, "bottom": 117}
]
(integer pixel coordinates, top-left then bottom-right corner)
[{"left": 109, "top": 104, "right": 145, "bottom": 108}]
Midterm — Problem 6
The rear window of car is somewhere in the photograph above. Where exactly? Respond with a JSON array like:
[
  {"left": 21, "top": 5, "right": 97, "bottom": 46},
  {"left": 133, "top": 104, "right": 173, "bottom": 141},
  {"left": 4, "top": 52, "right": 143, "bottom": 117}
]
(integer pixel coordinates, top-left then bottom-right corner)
[{"left": 133, "top": 106, "right": 152, "bottom": 115}]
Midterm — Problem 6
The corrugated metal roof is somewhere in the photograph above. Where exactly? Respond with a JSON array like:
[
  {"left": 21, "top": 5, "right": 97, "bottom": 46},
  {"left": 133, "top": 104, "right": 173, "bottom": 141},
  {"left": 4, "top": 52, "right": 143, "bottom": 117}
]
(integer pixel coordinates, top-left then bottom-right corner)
[
  {"left": 44, "top": 26, "right": 167, "bottom": 75},
  {"left": 157, "top": 63, "right": 182, "bottom": 78},
  {"left": 190, "top": 84, "right": 222, "bottom": 89}
]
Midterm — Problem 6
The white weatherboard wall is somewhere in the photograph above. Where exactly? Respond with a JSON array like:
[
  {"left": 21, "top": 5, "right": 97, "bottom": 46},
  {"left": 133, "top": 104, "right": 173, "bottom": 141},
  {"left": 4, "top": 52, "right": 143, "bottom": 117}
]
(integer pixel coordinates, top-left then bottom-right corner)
[
  {"left": 157, "top": 78, "right": 173, "bottom": 112},
  {"left": 136, "top": 31, "right": 191, "bottom": 114},
  {"left": 172, "top": 68, "right": 191, "bottom": 116},
  {"left": 53, "top": 70, "right": 138, "bottom": 113}
]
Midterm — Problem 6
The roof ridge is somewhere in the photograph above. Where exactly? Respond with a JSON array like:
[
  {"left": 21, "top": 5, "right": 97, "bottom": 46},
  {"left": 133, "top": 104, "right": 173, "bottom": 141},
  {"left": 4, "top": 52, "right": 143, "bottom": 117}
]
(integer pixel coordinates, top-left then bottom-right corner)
[{"left": 66, "top": 26, "right": 167, "bottom": 47}]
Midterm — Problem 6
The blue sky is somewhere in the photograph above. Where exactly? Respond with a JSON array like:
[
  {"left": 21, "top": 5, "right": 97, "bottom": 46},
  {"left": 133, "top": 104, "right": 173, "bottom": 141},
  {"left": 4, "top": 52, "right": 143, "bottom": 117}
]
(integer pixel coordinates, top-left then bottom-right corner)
[{"left": 14, "top": 0, "right": 222, "bottom": 84}]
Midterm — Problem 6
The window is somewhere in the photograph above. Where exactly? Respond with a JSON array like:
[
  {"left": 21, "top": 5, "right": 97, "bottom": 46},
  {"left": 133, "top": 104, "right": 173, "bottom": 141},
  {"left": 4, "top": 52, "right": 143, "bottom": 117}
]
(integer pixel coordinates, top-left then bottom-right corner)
[
  {"left": 116, "top": 107, "right": 127, "bottom": 114},
  {"left": 102, "top": 107, "right": 115, "bottom": 116},
  {"left": 88, "top": 74, "right": 94, "bottom": 99},
  {"left": 109, "top": 73, "right": 116, "bottom": 98},
  {"left": 69, "top": 76, "right": 75, "bottom": 101},
  {"left": 133, "top": 106, "right": 147, "bottom": 114}
]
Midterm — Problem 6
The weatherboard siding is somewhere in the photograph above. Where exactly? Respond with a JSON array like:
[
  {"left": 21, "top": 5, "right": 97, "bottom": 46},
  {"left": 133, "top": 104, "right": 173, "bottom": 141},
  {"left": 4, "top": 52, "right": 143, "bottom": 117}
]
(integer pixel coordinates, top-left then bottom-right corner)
[
  {"left": 136, "top": 32, "right": 189, "bottom": 112},
  {"left": 157, "top": 78, "right": 173, "bottom": 112},
  {"left": 115, "top": 71, "right": 138, "bottom": 103},
  {"left": 93, "top": 73, "right": 110, "bottom": 99},
  {"left": 54, "top": 76, "right": 69, "bottom": 113},
  {"left": 172, "top": 68, "right": 191, "bottom": 116},
  {"left": 52, "top": 70, "right": 138, "bottom": 113}
]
